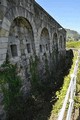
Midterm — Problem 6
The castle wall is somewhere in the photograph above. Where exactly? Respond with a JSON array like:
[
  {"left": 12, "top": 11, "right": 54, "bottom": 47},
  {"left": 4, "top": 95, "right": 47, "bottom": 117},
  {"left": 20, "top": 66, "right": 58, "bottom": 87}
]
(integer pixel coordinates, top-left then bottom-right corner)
[
  {"left": 0, "top": 1, "right": 66, "bottom": 119},
  {"left": 0, "top": 0, "right": 66, "bottom": 65}
]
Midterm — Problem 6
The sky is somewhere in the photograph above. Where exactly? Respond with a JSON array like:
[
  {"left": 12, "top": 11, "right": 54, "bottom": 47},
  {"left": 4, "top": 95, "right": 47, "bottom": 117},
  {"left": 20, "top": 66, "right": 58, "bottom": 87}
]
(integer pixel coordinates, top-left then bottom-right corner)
[{"left": 36, "top": 0, "right": 80, "bottom": 33}]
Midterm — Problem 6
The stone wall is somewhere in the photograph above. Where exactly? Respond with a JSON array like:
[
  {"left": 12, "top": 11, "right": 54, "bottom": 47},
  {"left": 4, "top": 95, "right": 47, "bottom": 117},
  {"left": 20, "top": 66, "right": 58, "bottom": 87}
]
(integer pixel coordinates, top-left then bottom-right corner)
[
  {"left": 0, "top": 0, "right": 66, "bottom": 65},
  {"left": 0, "top": 0, "right": 66, "bottom": 102},
  {"left": 0, "top": 1, "right": 66, "bottom": 119}
]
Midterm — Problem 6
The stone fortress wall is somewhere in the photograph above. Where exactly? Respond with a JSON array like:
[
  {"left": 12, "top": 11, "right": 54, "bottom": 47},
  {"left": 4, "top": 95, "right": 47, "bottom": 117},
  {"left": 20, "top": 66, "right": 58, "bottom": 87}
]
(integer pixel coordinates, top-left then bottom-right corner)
[
  {"left": 0, "top": 1, "right": 66, "bottom": 119},
  {"left": 0, "top": 0, "right": 66, "bottom": 65}
]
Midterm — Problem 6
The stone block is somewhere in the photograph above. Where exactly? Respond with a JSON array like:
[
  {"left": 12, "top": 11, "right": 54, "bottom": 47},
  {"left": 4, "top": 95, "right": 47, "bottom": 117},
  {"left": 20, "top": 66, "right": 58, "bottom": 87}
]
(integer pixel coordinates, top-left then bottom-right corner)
[
  {"left": 0, "top": 49, "right": 7, "bottom": 54},
  {"left": 0, "top": 43, "right": 8, "bottom": 49},
  {"left": 0, "top": 37, "right": 8, "bottom": 43},
  {"left": 2, "top": 54, "right": 6, "bottom": 60},
  {"left": 0, "top": 60, "right": 4, "bottom": 65},
  {"left": 0, "top": 54, "right": 2, "bottom": 61},
  {"left": 2, "top": 17, "right": 11, "bottom": 31},
  {"left": 0, "top": 28, "right": 9, "bottom": 37}
]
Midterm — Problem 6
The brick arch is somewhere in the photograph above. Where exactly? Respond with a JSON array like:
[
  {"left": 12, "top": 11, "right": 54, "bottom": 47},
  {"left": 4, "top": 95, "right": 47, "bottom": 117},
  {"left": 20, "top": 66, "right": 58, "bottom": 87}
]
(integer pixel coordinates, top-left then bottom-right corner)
[
  {"left": 53, "top": 32, "right": 58, "bottom": 42},
  {"left": 8, "top": 16, "right": 36, "bottom": 61},
  {"left": 1, "top": 6, "right": 37, "bottom": 38},
  {"left": 52, "top": 32, "right": 58, "bottom": 50},
  {"left": 39, "top": 27, "right": 50, "bottom": 54},
  {"left": 59, "top": 35, "right": 63, "bottom": 48},
  {"left": 0, "top": 6, "right": 37, "bottom": 63},
  {"left": 40, "top": 27, "right": 49, "bottom": 42},
  {"left": 63, "top": 37, "right": 66, "bottom": 48},
  {"left": 38, "top": 26, "right": 51, "bottom": 40}
]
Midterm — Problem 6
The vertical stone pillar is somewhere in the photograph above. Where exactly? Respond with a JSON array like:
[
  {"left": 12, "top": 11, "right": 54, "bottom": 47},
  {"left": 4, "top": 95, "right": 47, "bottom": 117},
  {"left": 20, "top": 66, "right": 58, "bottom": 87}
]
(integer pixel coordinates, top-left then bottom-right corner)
[{"left": 0, "top": 17, "right": 10, "bottom": 65}]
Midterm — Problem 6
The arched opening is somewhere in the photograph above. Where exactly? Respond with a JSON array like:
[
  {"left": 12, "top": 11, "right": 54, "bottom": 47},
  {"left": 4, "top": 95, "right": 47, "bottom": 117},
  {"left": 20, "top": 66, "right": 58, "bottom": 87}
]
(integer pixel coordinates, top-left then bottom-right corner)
[
  {"left": 10, "top": 44, "right": 18, "bottom": 57},
  {"left": 64, "top": 37, "right": 66, "bottom": 48},
  {"left": 59, "top": 35, "right": 63, "bottom": 48},
  {"left": 53, "top": 33, "right": 58, "bottom": 50},
  {"left": 8, "top": 17, "right": 34, "bottom": 60},
  {"left": 40, "top": 28, "right": 50, "bottom": 54}
]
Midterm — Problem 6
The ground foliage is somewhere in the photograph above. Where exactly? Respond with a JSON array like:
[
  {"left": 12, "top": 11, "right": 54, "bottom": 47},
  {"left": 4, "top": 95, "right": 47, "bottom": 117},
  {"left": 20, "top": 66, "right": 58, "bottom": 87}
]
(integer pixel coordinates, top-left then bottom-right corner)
[
  {"left": 49, "top": 50, "right": 76, "bottom": 120},
  {"left": 0, "top": 50, "right": 73, "bottom": 120}
]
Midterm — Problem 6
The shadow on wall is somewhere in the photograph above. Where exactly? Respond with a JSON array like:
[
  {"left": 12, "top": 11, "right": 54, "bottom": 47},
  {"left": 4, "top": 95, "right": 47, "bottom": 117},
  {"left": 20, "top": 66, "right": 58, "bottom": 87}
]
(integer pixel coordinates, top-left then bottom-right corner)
[{"left": 0, "top": 49, "right": 74, "bottom": 120}]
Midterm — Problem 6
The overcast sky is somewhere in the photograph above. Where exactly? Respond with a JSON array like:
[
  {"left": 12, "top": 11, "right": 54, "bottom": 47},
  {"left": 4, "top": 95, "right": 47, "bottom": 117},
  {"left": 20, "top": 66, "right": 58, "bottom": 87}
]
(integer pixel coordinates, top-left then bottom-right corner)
[{"left": 36, "top": 0, "right": 80, "bottom": 33}]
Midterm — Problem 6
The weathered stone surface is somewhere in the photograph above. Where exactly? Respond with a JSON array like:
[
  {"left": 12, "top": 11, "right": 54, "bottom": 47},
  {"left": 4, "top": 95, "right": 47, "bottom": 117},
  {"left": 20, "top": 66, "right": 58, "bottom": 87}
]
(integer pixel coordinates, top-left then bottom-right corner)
[
  {"left": 0, "top": 0, "right": 66, "bottom": 65},
  {"left": 0, "top": 0, "right": 66, "bottom": 119}
]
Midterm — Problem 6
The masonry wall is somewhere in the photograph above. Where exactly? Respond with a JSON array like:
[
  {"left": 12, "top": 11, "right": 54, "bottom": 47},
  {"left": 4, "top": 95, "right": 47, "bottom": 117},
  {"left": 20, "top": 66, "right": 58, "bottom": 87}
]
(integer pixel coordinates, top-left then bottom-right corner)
[
  {"left": 0, "top": 0, "right": 66, "bottom": 95},
  {"left": 0, "top": 1, "right": 66, "bottom": 119},
  {"left": 0, "top": 0, "right": 66, "bottom": 65},
  {"left": 0, "top": 0, "right": 67, "bottom": 99}
]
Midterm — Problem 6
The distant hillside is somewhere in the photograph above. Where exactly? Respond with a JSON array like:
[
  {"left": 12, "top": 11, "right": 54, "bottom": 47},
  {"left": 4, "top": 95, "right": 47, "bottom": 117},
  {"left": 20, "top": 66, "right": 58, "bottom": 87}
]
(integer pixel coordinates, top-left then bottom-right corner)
[{"left": 66, "top": 29, "right": 80, "bottom": 41}]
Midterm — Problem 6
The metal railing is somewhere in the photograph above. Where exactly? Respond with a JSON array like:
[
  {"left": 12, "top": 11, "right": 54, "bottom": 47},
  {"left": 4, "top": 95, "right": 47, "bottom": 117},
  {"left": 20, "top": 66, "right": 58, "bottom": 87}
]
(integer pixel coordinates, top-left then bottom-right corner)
[{"left": 58, "top": 51, "right": 80, "bottom": 120}]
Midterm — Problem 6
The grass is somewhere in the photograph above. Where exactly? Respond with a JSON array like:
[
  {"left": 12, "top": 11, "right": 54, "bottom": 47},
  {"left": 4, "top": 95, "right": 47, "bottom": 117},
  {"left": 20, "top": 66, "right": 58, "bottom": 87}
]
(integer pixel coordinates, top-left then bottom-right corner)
[
  {"left": 49, "top": 51, "right": 78, "bottom": 120},
  {"left": 74, "top": 61, "right": 80, "bottom": 108},
  {"left": 66, "top": 41, "right": 80, "bottom": 49}
]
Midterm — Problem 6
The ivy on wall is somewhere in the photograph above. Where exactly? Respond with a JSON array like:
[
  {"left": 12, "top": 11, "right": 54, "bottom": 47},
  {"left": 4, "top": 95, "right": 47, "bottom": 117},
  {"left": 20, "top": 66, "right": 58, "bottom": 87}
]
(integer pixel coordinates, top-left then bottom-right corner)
[
  {"left": 0, "top": 62, "right": 23, "bottom": 119},
  {"left": 0, "top": 50, "right": 71, "bottom": 120}
]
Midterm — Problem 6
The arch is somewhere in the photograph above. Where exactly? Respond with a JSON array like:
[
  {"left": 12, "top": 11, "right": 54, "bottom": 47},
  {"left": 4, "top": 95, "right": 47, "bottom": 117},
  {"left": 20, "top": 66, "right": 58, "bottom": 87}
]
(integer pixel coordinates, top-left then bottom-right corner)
[
  {"left": 1, "top": 5, "right": 37, "bottom": 38},
  {"left": 0, "top": 5, "right": 37, "bottom": 64},
  {"left": 8, "top": 16, "right": 35, "bottom": 60},
  {"left": 40, "top": 27, "right": 50, "bottom": 53},
  {"left": 53, "top": 32, "right": 58, "bottom": 50},
  {"left": 64, "top": 37, "right": 66, "bottom": 48},
  {"left": 59, "top": 35, "right": 63, "bottom": 48}
]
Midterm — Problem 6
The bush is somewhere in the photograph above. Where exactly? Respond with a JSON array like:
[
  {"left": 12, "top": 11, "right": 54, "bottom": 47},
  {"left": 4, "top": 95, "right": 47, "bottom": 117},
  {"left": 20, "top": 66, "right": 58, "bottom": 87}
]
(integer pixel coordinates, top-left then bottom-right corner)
[{"left": 0, "top": 63, "right": 23, "bottom": 120}]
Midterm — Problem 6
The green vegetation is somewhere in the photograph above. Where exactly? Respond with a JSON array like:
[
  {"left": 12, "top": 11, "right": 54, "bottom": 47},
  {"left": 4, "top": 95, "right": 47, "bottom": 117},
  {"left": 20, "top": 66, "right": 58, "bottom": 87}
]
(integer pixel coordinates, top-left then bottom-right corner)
[
  {"left": 0, "top": 51, "right": 74, "bottom": 120},
  {"left": 0, "top": 62, "right": 23, "bottom": 120},
  {"left": 74, "top": 61, "right": 80, "bottom": 108},
  {"left": 66, "top": 41, "right": 80, "bottom": 49},
  {"left": 49, "top": 51, "right": 78, "bottom": 119},
  {"left": 28, "top": 53, "right": 67, "bottom": 120},
  {"left": 30, "top": 55, "right": 40, "bottom": 94}
]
